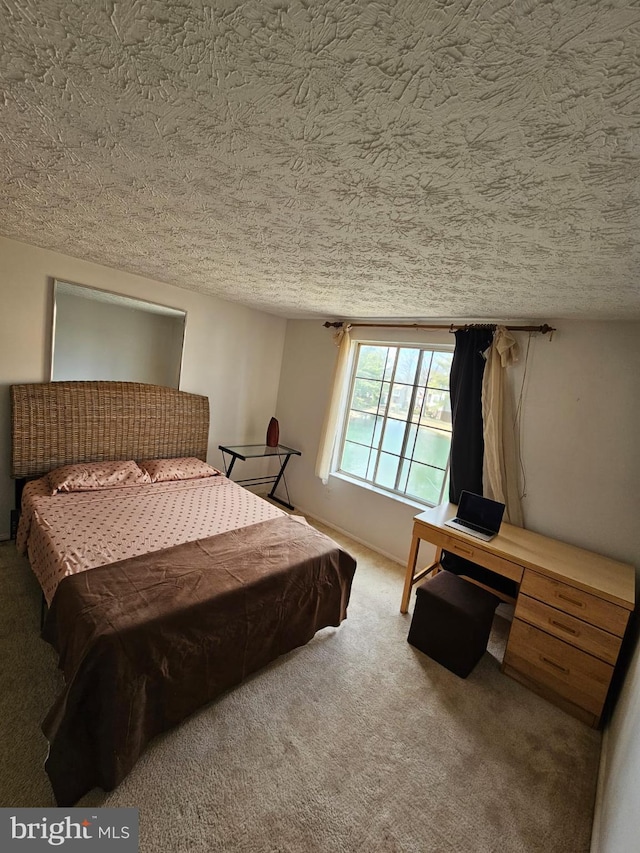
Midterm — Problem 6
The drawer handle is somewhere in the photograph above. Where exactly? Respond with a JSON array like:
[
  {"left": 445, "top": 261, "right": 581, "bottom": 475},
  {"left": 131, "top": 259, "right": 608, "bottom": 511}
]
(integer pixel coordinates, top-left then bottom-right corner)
[
  {"left": 557, "top": 593, "right": 585, "bottom": 608},
  {"left": 549, "top": 619, "right": 578, "bottom": 636},
  {"left": 540, "top": 655, "right": 570, "bottom": 675},
  {"left": 452, "top": 543, "right": 474, "bottom": 557}
]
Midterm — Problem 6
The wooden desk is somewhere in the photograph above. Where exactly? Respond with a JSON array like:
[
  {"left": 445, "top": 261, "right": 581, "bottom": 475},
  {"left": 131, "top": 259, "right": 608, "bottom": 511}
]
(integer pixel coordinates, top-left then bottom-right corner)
[{"left": 402, "top": 503, "right": 636, "bottom": 727}]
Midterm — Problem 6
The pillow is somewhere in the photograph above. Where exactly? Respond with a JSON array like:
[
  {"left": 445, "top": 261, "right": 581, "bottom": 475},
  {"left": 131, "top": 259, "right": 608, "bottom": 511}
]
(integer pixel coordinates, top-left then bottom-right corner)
[
  {"left": 137, "top": 457, "right": 222, "bottom": 483},
  {"left": 48, "top": 460, "right": 151, "bottom": 495}
]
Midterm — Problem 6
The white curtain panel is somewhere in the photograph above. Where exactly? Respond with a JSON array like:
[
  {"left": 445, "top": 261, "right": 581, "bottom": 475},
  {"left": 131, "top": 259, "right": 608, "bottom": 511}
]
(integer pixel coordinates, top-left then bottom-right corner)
[
  {"left": 315, "top": 326, "right": 352, "bottom": 483},
  {"left": 482, "top": 326, "right": 524, "bottom": 527}
]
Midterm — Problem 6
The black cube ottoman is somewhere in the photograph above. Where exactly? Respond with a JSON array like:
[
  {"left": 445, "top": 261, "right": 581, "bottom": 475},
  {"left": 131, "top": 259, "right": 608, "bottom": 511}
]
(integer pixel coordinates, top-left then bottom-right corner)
[{"left": 407, "top": 570, "right": 500, "bottom": 678}]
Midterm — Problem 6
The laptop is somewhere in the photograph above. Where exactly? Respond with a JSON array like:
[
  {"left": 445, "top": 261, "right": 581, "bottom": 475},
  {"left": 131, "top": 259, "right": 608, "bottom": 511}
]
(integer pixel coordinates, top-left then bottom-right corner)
[{"left": 444, "top": 491, "right": 505, "bottom": 541}]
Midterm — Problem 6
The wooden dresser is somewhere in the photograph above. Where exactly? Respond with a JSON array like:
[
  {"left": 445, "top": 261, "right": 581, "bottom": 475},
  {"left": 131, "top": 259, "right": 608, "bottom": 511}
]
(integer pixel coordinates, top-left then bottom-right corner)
[{"left": 402, "top": 504, "right": 636, "bottom": 727}]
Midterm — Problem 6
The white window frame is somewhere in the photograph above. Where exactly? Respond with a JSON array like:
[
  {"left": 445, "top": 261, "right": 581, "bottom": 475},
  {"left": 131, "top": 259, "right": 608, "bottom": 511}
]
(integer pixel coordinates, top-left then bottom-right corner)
[{"left": 334, "top": 340, "right": 454, "bottom": 508}]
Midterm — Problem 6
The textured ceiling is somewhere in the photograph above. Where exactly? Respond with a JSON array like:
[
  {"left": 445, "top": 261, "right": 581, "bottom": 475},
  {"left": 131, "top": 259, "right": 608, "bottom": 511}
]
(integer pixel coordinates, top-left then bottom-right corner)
[{"left": 1, "top": 0, "right": 639, "bottom": 320}]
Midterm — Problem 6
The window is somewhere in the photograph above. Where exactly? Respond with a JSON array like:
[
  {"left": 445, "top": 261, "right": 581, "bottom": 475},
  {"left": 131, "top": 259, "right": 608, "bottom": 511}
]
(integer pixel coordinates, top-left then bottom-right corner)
[{"left": 337, "top": 343, "right": 454, "bottom": 506}]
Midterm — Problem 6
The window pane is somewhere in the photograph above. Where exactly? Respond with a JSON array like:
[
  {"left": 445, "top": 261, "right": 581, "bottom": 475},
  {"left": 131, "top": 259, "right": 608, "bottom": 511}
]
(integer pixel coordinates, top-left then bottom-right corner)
[
  {"left": 395, "top": 348, "right": 420, "bottom": 384},
  {"left": 337, "top": 343, "right": 453, "bottom": 509},
  {"left": 406, "top": 462, "right": 445, "bottom": 505},
  {"left": 356, "top": 346, "right": 388, "bottom": 380},
  {"left": 384, "top": 348, "right": 397, "bottom": 382},
  {"left": 352, "top": 378, "right": 382, "bottom": 413},
  {"left": 374, "top": 452, "right": 400, "bottom": 489},
  {"left": 418, "top": 350, "right": 434, "bottom": 386},
  {"left": 345, "top": 411, "right": 376, "bottom": 446},
  {"left": 388, "top": 383, "right": 413, "bottom": 419},
  {"left": 341, "top": 441, "right": 370, "bottom": 478},
  {"left": 372, "top": 416, "right": 384, "bottom": 449},
  {"left": 364, "top": 419, "right": 385, "bottom": 479},
  {"left": 405, "top": 422, "right": 417, "bottom": 457},
  {"left": 381, "top": 417, "right": 406, "bottom": 455},
  {"left": 366, "top": 449, "right": 378, "bottom": 479},
  {"left": 413, "top": 425, "right": 451, "bottom": 469},
  {"left": 411, "top": 387, "right": 425, "bottom": 423},
  {"left": 427, "top": 351, "right": 453, "bottom": 389},
  {"left": 377, "top": 382, "right": 390, "bottom": 415},
  {"left": 421, "top": 389, "right": 452, "bottom": 429},
  {"left": 398, "top": 457, "right": 411, "bottom": 492}
]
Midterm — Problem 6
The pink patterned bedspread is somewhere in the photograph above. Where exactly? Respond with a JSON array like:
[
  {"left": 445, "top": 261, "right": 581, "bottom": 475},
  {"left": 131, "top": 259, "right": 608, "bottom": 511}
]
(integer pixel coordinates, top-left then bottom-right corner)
[{"left": 17, "top": 476, "right": 291, "bottom": 605}]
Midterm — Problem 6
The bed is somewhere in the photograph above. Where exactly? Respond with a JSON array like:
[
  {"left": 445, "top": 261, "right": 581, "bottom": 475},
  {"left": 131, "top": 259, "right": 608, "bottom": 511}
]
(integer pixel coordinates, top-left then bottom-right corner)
[{"left": 11, "top": 381, "right": 356, "bottom": 806}]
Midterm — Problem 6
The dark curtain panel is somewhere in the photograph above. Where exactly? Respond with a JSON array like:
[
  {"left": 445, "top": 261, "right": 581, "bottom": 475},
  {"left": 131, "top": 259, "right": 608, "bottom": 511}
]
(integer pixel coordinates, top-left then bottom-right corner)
[{"left": 448, "top": 327, "right": 494, "bottom": 504}]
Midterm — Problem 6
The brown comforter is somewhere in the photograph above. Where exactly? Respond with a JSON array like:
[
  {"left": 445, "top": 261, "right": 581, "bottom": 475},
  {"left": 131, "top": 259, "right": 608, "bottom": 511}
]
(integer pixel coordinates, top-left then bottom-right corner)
[{"left": 41, "top": 516, "right": 356, "bottom": 805}]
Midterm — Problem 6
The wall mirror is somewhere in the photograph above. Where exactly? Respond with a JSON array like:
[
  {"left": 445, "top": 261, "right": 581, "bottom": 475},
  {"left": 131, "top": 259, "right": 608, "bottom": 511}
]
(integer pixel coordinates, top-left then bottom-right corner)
[{"left": 51, "top": 280, "right": 186, "bottom": 389}]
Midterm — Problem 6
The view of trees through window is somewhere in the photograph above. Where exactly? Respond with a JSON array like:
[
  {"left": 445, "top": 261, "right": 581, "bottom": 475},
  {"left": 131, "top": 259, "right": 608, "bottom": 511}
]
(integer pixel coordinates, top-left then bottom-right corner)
[{"left": 338, "top": 344, "right": 454, "bottom": 505}]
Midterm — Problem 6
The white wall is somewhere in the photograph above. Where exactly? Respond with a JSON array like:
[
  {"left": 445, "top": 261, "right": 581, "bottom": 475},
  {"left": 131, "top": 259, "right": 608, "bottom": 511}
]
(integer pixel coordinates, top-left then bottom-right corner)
[
  {"left": 593, "top": 628, "right": 640, "bottom": 853},
  {"left": 515, "top": 321, "right": 640, "bottom": 564},
  {"left": 276, "top": 317, "right": 640, "bottom": 852},
  {"left": 0, "top": 235, "right": 287, "bottom": 539}
]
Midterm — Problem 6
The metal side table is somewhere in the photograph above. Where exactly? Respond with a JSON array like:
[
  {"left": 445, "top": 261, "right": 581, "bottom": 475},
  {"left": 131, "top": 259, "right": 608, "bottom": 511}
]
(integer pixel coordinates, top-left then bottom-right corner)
[{"left": 218, "top": 443, "right": 302, "bottom": 510}]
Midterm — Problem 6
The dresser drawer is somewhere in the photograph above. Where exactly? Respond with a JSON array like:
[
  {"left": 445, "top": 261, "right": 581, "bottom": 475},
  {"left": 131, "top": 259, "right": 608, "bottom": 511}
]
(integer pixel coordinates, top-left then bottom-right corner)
[
  {"left": 504, "top": 619, "right": 613, "bottom": 716},
  {"left": 520, "top": 571, "right": 629, "bottom": 636},
  {"left": 514, "top": 594, "right": 622, "bottom": 665},
  {"left": 414, "top": 522, "right": 523, "bottom": 584}
]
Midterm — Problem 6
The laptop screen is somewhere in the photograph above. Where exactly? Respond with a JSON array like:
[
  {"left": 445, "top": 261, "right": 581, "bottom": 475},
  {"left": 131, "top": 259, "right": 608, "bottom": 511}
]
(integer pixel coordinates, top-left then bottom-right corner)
[{"left": 457, "top": 491, "right": 505, "bottom": 533}]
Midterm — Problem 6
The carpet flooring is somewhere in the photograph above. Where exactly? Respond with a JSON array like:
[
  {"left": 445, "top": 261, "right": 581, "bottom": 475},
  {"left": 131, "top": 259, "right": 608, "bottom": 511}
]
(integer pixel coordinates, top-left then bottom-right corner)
[{"left": 0, "top": 523, "right": 601, "bottom": 852}]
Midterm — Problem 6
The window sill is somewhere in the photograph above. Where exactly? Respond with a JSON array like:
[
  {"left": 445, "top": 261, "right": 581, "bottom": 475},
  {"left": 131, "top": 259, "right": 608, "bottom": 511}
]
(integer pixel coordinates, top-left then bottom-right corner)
[{"left": 330, "top": 471, "right": 435, "bottom": 512}]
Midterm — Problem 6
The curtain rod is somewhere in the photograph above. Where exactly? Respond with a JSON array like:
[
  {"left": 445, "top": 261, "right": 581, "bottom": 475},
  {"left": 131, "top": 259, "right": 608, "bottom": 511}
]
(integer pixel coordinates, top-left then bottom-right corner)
[{"left": 323, "top": 321, "right": 556, "bottom": 334}]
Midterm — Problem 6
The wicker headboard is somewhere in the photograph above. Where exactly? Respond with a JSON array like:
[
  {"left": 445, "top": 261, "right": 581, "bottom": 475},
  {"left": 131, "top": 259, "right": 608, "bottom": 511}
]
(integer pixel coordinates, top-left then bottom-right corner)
[{"left": 10, "top": 381, "right": 210, "bottom": 479}]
